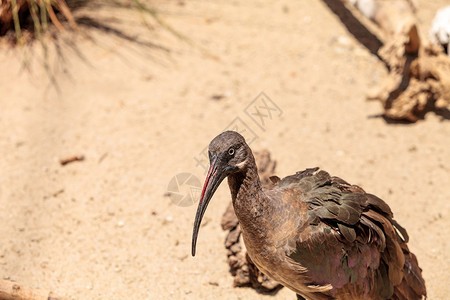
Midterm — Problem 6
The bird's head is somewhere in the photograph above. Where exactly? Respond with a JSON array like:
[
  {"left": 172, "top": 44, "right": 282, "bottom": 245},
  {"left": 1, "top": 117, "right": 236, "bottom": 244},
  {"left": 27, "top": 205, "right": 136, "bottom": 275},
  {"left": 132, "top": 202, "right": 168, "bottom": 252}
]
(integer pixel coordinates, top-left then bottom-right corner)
[{"left": 192, "top": 131, "right": 250, "bottom": 256}]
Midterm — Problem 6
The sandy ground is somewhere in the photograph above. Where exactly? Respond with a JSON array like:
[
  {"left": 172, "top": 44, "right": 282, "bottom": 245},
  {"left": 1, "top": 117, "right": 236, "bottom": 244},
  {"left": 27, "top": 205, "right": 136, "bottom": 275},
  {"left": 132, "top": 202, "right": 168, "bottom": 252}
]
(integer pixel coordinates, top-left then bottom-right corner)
[{"left": 0, "top": 0, "right": 449, "bottom": 299}]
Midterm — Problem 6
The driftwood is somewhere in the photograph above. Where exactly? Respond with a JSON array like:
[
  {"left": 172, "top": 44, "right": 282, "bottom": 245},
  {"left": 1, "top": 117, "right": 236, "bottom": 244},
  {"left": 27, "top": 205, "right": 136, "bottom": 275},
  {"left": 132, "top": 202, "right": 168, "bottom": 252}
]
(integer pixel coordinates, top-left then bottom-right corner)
[
  {"left": 220, "top": 150, "right": 282, "bottom": 293},
  {"left": 347, "top": 0, "right": 450, "bottom": 121},
  {"left": 0, "top": 279, "right": 69, "bottom": 300}
]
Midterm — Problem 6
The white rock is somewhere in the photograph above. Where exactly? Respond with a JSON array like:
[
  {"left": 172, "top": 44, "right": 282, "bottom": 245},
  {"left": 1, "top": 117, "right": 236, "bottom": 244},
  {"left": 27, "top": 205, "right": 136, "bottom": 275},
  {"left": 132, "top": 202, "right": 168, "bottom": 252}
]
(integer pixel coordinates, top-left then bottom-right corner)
[
  {"left": 349, "top": 0, "right": 378, "bottom": 20},
  {"left": 430, "top": 6, "right": 450, "bottom": 56}
]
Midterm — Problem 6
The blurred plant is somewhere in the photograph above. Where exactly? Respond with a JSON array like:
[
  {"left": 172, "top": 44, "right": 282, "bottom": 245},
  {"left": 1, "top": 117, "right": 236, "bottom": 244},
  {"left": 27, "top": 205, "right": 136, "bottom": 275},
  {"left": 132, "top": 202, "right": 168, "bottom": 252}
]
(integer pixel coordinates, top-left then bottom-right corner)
[
  {"left": 0, "top": 0, "right": 197, "bottom": 90},
  {"left": 128, "top": 0, "right": 185, "bottom": 41},
  {"left": 0, "top": 0, "right": 78, "bottom": 44},
  {"left": 0, "top": 0, "right": 185, "bottom": 45}
]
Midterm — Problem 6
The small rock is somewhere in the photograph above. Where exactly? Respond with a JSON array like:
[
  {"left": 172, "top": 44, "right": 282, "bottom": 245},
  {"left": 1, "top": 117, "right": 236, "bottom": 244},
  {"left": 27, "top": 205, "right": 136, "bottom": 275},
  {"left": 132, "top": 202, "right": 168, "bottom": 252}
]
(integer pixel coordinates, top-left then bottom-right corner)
[
  {"left": 163, "top": 216, "right": 173, "bottom": 225},
  {"left": 201, "top": 216, "right": 211, "bottom": 227},
  {"left": 430, "top": 6, "right": 450, "bottom": 55},
  {"left": 408, "top": 145, "right": 417, "bottom": 152},
  {"left": 210, "top": 94, "right": 225, "bottom": 101},
  {"left": 337, "top": 36, "right": 351, "bottom": 47},
  {"left": 178, "top": 255, "right": 188, "bottom": 261}
]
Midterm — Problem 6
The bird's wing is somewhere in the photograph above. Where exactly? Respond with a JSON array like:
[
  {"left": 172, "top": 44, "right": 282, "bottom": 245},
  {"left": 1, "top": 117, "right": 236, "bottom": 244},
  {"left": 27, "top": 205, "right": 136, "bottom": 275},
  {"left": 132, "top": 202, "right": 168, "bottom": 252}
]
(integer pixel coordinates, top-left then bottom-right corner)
[{"left": 277, "top": 168, "right": 424, "bottom": 299}]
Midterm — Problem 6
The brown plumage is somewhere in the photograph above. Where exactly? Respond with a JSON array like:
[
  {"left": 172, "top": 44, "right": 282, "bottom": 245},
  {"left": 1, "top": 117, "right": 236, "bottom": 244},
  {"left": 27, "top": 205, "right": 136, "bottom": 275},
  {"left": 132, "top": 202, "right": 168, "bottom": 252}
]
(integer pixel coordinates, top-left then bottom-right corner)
[{"left": 192, "top": 131, "right": 426, "bottom": 300}]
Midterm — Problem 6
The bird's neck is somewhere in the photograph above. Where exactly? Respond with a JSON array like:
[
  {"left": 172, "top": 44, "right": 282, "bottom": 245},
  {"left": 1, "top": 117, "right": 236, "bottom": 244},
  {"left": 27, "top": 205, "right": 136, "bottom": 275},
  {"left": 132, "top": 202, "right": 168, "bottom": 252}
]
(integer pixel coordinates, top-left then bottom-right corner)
[{"left": 227, "top": 158, "right": 269, "bottom": 234}]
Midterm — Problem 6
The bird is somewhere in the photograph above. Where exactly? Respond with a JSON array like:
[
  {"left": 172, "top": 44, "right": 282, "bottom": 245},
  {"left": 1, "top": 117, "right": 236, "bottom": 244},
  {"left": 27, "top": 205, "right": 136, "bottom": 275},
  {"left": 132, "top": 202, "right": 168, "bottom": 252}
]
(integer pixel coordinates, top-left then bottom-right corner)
[{"left": 192, "top": 131, "right": 426, "bottom": 300}]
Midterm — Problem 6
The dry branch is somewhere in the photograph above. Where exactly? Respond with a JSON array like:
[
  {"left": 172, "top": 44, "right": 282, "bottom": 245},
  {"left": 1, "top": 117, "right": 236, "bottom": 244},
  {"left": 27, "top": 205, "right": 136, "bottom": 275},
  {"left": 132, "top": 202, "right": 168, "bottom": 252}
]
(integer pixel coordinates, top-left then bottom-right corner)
[
  {"left": 0, "top": 279, "right": 69, "bottom": 300},
  {"left": 347, "top": 0, "right": 450, "bottom": 121}
]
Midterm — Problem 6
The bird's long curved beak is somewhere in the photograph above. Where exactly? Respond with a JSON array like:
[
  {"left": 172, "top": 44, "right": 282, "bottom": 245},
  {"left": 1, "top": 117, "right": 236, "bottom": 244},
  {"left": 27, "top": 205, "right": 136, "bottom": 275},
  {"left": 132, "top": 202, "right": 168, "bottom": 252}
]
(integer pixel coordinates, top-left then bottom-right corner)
[{"left": 192, "top": 155, "right": 224, "bottom": 256}]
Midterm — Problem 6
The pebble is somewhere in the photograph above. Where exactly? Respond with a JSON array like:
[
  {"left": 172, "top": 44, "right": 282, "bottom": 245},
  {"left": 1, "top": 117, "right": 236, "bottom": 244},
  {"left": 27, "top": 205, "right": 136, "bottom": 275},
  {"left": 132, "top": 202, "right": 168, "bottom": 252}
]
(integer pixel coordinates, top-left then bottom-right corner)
[
  {"left": 337, "top": 36, "right": 351, "bottom": 47},
  {"left": 163, "top": 216, "right": 173, "bottom": 225}
]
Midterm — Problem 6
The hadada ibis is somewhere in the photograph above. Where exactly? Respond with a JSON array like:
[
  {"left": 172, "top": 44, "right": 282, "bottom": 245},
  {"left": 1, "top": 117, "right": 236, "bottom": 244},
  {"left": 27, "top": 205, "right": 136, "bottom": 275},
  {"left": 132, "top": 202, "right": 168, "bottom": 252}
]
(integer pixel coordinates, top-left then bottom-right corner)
[{"left": 192, "top": 131, "right": 426, "bottom": 300}]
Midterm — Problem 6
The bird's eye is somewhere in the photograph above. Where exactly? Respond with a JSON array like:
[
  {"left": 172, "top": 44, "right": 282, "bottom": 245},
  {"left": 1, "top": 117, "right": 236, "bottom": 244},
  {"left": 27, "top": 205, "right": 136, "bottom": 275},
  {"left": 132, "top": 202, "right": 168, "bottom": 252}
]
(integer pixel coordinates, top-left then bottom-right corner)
[{"left": 228, "top": 148, "right": 235, "bottom": 156}]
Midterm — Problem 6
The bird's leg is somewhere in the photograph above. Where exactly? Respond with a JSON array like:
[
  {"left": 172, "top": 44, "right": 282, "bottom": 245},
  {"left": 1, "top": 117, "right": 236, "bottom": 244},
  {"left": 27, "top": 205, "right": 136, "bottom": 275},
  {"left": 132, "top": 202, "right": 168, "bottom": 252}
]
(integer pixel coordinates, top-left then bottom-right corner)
[{"left": 296, "top": 294, "right": 306, "bottom": 300}]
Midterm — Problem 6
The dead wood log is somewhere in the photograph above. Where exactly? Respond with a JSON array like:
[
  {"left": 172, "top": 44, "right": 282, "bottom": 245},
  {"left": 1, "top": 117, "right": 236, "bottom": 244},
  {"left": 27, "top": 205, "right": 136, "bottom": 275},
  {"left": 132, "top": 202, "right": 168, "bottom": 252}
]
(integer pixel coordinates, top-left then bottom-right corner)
[
  {"left": 221, "top": 150, "right": 282, "bottom": 293},
  {"left": 0, "top": 279, "right": 70, "bottom": 300},
  {"left": 347, "top": 0, "right": 450, "bottom": 121}
]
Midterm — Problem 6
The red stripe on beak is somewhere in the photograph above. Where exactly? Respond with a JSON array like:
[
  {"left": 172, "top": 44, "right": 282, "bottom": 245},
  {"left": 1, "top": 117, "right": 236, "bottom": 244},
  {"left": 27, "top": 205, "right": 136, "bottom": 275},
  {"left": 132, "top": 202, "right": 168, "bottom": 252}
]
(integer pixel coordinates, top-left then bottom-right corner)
[{"left": 200, "top": 160, "right": 216, "bottom": 203}]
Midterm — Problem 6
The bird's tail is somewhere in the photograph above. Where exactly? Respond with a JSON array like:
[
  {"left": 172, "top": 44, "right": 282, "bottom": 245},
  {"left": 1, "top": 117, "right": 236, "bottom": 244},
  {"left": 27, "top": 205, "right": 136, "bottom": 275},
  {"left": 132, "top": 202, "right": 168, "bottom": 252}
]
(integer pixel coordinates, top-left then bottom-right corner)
[
  {"left": 363, "top": 208, "right": 426, "bottom": 300},
  {"left": 392, "top": 243, "right": 427, "bottom": 300}
]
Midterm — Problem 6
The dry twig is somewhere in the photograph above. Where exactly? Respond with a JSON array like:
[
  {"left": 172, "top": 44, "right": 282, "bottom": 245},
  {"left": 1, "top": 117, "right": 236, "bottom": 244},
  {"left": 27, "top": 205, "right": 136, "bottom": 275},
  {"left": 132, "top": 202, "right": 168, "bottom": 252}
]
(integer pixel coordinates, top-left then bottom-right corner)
[{"left": 59, "top": 155, "right": 85, "bottom": 166}]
